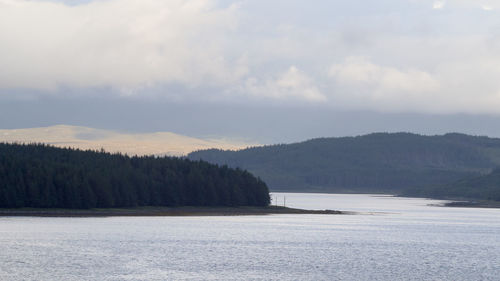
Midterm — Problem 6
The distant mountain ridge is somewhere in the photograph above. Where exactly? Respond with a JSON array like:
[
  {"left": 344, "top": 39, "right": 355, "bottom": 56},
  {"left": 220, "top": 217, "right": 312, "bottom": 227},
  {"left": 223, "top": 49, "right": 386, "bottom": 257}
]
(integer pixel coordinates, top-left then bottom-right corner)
[
  {"left": 188, "top": 132, "right": 500, "bottom": 194},
  {"left": 0, "top": 125, "right": 257, "bottom": 156}
]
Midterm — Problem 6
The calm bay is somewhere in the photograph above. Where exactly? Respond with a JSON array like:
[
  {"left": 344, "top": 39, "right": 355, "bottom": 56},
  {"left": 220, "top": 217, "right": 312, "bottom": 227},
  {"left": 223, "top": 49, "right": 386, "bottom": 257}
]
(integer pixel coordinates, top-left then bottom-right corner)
[{"left": 1, "top": 193, "right": 499, "bottom": 280}]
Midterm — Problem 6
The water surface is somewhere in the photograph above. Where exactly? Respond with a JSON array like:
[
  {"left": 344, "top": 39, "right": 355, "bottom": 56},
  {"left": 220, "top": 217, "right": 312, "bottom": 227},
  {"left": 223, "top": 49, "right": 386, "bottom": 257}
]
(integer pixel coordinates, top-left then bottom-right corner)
[{"left": 1, "top": 193, "right": 499, "bottom": 280}]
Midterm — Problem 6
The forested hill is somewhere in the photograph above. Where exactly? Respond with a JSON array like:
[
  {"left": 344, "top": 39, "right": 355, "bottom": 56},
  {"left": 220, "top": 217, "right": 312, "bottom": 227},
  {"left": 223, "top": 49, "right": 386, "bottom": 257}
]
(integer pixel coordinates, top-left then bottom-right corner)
[
  {"left": 403, "top": 168, "right": 500, "bottom": 201},
  {"left": 188, "top": 133, "right": 500, "bottom": 193},
  {"left": 0, "top": 143, "right": 270, "bottom": 208}
]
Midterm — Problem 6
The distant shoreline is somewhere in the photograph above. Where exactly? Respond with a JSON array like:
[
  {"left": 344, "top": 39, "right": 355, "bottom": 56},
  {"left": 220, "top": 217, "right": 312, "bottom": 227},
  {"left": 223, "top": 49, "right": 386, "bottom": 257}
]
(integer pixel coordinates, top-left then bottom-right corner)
[
  {"left": 441, "top": 200, "right": 500, "bottom": 208},
  {"left": 0, "top": 206, "right": 345, "bottom": 217}
]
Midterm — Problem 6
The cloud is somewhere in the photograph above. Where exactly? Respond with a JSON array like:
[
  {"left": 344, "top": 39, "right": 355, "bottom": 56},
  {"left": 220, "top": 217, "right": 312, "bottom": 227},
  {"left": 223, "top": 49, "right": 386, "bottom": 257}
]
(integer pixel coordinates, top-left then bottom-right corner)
[
  {"left": 0, "top": 0, "right": 244, "bottom": 91},
  {"left": 327, "top": 56, "right": 500, "bottom": 114},
  {"left": 438, "top": 0, "right": 496, "bottom": 11},
  {"left": 328, "top": 57, "right": 440, "bottom": 111},
  {"left": 2, "top": 0, "right": 500, "bottom": 116},
  {"left": 481, "top": 5, "right": 493, "bottom": 11},
  {"left": 329, "top": 57, "right": 439, "bottom": 94},
  {"left": 243, "top": 66, "right": 326, "bottom": 102},
  {"left": 433, "top": 1, "right": 445, "bottom": 9}
]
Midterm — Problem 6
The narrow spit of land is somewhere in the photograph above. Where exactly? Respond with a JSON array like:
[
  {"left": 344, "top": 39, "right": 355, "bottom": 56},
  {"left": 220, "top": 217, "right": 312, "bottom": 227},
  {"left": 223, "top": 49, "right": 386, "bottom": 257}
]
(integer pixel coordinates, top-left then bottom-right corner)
[
  {"left": 0, "top": 206, "right": 346, "bottom": 217},
  {"left": 442, "top": 200, "right": 500, "bottom": 208}
]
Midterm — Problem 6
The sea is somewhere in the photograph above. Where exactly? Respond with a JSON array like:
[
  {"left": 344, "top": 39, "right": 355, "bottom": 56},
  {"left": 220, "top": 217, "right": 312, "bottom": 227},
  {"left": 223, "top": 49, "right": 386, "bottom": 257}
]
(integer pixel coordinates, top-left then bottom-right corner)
[{"left": 1, "top": 192, "right": 499, "bottom": 280}]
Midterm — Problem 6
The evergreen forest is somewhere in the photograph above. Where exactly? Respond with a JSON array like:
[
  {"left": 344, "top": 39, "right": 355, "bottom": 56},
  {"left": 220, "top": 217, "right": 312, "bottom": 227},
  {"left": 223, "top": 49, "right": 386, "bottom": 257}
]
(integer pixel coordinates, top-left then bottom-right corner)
[{"left": 0, "top": 143, "right": 270, "bottom": 208}]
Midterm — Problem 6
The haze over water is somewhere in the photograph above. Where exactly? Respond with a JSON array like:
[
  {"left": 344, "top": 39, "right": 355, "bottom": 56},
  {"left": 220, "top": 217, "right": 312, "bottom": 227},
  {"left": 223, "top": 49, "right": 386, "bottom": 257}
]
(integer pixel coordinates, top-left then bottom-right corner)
[{"left": 1, "top": 193, "right": 499, "bottom": 280}]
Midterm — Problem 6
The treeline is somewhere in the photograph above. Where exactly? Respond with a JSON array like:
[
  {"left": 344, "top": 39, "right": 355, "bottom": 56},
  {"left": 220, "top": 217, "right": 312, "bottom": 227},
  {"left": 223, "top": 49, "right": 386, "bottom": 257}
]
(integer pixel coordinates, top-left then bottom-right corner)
[
  {"left": 0, "top": 143, "right": 270, "bottom": 208},
  {"left": 188, "top": 133, "right": 500, "bottom": 194}
]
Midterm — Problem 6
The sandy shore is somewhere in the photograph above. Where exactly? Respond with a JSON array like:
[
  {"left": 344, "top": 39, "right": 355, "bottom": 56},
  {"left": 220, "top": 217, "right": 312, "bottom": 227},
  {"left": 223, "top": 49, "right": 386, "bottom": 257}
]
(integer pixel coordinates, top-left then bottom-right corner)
[{"left": 0, "top": 206, "right": 345, "bottom": 217}]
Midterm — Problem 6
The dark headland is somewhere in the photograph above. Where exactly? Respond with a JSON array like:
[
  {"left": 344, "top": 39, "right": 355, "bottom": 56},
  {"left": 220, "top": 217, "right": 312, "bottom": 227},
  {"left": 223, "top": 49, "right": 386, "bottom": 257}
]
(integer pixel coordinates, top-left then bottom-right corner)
[
  {"left": 0, "top": 143, "right": 347, "bottom": 215},
  {"left": 0, "top": 143, "right": 270, "bottom": 209}
]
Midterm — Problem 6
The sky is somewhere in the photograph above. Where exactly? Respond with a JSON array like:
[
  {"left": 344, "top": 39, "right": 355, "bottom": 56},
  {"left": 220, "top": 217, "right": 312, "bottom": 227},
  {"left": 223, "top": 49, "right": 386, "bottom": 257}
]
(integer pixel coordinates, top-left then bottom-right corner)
[{"left": 1, "top": 0, "right": 500, "bottom": 143}]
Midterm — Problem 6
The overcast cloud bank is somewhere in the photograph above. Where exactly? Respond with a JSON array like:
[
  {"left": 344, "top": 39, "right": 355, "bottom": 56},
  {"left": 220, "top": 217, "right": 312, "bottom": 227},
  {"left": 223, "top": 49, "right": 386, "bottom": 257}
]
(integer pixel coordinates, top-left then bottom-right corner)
[{"left": 1, "top": 0, "right": 500, "bottom": 116}]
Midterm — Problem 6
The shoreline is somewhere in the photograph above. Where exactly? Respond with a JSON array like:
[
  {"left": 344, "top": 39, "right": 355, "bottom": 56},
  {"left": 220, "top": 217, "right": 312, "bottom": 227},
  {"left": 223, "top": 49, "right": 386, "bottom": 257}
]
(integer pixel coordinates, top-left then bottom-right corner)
[
  {"left": 441, "top": 200, "right": 500, "bottom": 208},
  {"left": 0, "top": 206, "right": 346, "bottom": 217}
]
